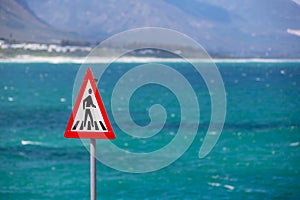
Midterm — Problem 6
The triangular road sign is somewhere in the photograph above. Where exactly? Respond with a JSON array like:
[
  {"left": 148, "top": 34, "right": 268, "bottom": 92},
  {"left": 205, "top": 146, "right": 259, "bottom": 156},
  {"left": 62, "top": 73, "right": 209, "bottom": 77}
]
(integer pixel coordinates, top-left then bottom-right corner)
[{"left": 64, "top": 67, "right": 116, "bottom": 139}]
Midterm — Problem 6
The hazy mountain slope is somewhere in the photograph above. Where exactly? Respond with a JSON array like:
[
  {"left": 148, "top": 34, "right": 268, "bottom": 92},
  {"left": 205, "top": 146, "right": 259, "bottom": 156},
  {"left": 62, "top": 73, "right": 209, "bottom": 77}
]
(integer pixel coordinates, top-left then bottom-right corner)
[
  {"left": 0, "top": 0, "right": 74, "bottom": 43},
  {"left": 25, "top": 0, "right": 243, "bottom": 53},
  {"left": 165, "top": 0, "right": 300, "bottom": 56},
  {"left": 25, "top": 0, "right": 215, "bottom": 40}
]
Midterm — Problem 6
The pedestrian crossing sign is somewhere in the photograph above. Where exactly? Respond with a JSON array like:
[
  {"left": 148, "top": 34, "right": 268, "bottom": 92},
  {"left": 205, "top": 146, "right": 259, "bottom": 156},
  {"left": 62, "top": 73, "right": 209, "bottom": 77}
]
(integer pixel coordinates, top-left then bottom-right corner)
[{"left": 64, "top": 67, "right": 116, "bottom": 139}]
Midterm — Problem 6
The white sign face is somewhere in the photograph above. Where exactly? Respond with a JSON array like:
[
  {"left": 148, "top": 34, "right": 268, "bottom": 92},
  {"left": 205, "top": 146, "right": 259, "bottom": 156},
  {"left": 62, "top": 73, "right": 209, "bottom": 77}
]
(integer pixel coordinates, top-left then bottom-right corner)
[{"left": 71, "top": 81, "right": 108, "bottom": 132}]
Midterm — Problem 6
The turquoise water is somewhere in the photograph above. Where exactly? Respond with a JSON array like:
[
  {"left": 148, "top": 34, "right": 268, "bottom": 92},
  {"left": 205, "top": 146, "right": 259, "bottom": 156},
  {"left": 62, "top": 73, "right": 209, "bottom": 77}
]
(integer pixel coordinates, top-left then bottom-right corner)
[{"left": 0, "top": 62, "right": 299, "bottom": 199}]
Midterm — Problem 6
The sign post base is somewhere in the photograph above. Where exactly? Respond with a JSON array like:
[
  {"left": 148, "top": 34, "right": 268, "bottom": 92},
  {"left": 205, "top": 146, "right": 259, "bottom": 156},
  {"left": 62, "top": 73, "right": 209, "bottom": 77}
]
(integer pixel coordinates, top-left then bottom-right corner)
[{"left": 90, "top": 139, "right": 96, "bottom": 200}]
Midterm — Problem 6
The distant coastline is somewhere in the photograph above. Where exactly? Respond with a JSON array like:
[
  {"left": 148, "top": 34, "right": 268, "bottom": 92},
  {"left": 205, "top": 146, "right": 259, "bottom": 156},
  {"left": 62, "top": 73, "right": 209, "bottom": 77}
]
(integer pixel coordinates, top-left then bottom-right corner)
[
  {"left": 1, "top": 55, "right": 300, "bottom": 64},
  {"left": 1, "top": 39, "right": 300, "bottom": 64}
]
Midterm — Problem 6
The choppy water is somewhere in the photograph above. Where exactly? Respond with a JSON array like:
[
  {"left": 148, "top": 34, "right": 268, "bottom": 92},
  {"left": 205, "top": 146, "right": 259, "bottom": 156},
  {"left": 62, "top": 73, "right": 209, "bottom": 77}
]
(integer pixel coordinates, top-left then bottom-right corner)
[{"left": 0, "top": 61, "right": 299, "bottom": 199}]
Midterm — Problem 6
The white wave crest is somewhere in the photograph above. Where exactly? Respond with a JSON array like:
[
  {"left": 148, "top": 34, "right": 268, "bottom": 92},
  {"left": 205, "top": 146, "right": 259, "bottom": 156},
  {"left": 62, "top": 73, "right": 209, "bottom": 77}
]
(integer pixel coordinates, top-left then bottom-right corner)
[{"left": 21, "top": 140, "right": 43, "bottom": 146}]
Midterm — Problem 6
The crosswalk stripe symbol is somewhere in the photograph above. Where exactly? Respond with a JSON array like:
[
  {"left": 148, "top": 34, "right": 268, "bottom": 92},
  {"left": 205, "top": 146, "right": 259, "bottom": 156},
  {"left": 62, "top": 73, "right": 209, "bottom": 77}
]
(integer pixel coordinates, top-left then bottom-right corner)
[{"left": 64, "top": 67, "right": 116, "bottom": 139}]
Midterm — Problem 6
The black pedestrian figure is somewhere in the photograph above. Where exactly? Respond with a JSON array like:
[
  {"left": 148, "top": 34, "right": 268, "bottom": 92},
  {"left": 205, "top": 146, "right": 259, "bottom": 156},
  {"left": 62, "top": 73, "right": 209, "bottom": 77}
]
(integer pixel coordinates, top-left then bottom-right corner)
[{"left": 83, "top": 89, "right": 96, "bottom": 127}]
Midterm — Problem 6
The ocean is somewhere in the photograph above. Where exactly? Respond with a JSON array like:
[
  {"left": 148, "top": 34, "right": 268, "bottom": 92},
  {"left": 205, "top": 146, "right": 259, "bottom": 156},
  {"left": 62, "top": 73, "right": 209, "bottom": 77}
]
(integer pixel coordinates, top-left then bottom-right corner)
[{"left": 0, "top": 61, "right": 299, "bottom": 199}]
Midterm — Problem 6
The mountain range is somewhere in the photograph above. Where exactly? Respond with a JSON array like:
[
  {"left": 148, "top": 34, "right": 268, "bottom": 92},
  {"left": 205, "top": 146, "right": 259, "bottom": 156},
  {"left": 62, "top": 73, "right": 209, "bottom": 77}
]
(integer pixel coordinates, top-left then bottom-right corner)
[{"left": 1, "top": 0, "right": 300, "bottom": 57}]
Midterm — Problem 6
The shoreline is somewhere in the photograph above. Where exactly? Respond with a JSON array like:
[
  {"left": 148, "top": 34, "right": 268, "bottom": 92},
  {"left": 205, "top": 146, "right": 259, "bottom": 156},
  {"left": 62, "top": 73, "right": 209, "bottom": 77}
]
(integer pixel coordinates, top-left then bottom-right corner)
[{"left": 1, "top": 55, "right": 300, "bottom": 64}]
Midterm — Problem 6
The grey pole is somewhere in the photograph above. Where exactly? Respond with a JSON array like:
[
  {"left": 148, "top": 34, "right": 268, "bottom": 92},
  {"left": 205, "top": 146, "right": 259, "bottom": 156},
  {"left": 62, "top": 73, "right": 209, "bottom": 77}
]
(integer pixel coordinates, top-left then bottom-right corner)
[
  {"left": 90, "top": 139, "right": 96, "bottom": 200},
  {"left": 90, "top": 77, "right": 98, "bottom": 200}
]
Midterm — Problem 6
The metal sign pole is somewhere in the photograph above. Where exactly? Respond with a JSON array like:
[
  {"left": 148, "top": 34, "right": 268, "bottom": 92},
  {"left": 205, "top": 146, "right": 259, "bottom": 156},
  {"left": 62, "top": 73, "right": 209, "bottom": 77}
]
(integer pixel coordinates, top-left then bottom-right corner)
[
  {"left": 90, "top": 139, "right": 96, "bottom": 200},
  {"left": 90, "top": 77, "right": 98, "bottom": 200}
]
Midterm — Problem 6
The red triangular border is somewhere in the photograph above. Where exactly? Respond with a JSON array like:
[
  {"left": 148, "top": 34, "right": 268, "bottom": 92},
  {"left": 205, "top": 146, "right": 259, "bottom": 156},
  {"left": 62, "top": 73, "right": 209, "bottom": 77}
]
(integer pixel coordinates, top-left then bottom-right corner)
[{"left": 64, "top": 67, "right": 116, "bottom": 139}]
